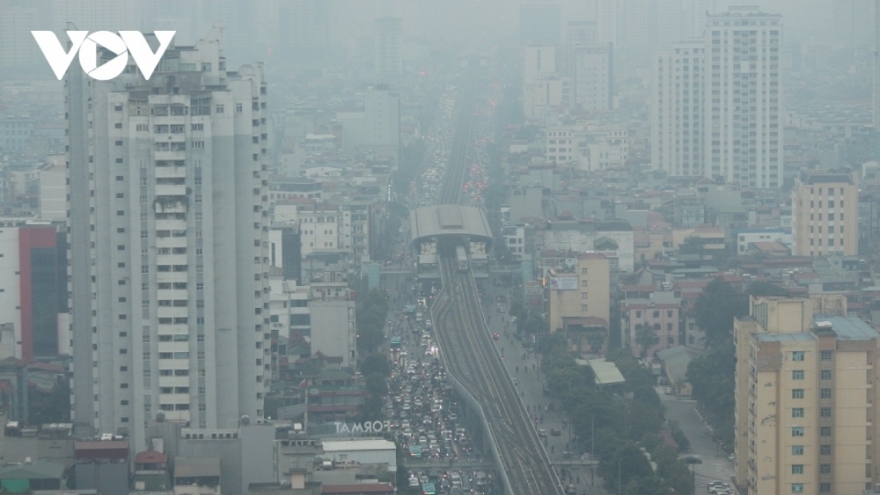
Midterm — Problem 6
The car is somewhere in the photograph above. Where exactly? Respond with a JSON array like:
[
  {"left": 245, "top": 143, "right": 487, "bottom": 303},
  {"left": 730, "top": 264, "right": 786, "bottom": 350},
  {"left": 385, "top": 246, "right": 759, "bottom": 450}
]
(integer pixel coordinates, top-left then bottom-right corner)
[
  {"left": 538, "top": 429, "right": 547, "bottom": 437},
  {"left": 550, "top": 428, "right": 562, "bottom": 436},
  {"left": 680, "top": 454, "right": 703, "bottom": 464},
  {"left": 665, "top": 386, "right": 673, "bottom": 395},
  {"left": 492, "top": 332, "right": 500, "bottom": 340}
]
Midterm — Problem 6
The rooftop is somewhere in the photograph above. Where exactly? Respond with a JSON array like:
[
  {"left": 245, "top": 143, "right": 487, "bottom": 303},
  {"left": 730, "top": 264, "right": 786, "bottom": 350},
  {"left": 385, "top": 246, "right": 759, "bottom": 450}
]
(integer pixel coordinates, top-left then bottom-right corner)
[
  {"left": 322, "top": 439, "right": 396, "bottom": 452},
  {"left": 174, "top": 457, "right": 221, "bottom": 478},
  {"left": 813, "top": 316, "right": 880, "bottom": 341},
  {"left": 586, "top": 359, "right": 625, "bottom": 386}
]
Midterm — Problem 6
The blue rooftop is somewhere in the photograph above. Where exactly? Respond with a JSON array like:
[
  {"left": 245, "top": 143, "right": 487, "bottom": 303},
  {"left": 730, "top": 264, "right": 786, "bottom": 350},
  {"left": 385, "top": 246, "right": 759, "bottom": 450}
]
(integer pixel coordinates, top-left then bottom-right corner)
[
  {"left": 813, "top": 315, "right": 880, "bottom": 341},
  {"left": 755, "top": 332, "right": 815, "bottom": 343}
]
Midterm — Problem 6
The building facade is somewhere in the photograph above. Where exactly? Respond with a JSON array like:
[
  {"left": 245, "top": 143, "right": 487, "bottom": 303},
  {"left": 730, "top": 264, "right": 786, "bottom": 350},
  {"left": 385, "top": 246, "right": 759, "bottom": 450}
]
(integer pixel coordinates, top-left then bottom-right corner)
[
  {"left": 792, "top": 170, "right": 859, "bottom": 257},
  {"left": 651, "top": 6, "right": 783, "bottom": 188},
  {"left": 651, "top": 39, "right": 704, "bottom": 178},
  {"left": 733, "top": 295, "right": 880, "bottom": 495},
  {"left": 547, "top": 254, "right": 611, "bottom": 352},
  {"left": 67, "top": 30, "right": 269, "bottom": 450},
  {"left": 703, "top": 6, "right": 783, "bottom": 188}
]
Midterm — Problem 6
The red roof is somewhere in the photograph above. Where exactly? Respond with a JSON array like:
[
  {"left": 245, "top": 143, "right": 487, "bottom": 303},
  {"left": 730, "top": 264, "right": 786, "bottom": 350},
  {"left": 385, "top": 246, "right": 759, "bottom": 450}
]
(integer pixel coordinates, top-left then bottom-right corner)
[{"left": 135, "top": 450, "right": 168, "bottom": 464}]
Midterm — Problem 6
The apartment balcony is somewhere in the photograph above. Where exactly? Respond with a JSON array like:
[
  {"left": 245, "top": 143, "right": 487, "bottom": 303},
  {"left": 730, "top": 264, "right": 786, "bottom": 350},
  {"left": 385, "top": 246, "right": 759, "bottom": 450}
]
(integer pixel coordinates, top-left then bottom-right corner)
[
  {"left": 156, "top": 271, "right": 188, "bottom": 284},
  {"left": 156, "top": 236, "right": 188, "bottom": 249},
  {"left": 156, "top": 166, "right": 187, "bottom": 180},
  {"left": 154, "top": 150, "right": 186, "bottom": 161},
  {"left": 155, "top": 184, "right": 187, "bottom": 197}
]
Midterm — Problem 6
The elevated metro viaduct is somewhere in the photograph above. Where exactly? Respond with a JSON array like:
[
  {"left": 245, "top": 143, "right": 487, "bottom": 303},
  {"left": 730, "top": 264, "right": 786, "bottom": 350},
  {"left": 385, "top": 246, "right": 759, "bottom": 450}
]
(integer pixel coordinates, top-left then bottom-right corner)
[{"left": 410, "top": 205, "right": 493, "bottom": 285}]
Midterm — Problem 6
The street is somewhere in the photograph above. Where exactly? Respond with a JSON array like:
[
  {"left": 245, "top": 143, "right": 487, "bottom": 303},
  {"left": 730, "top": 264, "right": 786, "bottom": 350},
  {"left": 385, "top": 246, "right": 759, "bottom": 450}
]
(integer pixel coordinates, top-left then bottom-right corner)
[{"left": 658, "top": 388, "right": 735, "bottom": 491}]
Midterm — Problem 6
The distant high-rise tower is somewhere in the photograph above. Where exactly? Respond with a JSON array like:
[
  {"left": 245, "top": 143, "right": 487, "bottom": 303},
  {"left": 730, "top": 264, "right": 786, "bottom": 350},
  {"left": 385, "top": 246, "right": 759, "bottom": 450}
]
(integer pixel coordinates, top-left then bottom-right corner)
[
  {"left": 374, "top": 17, "right": 403, "bottom": 84},
  {"left": 519, "top": 2, "right": 561, "bottom": 46},
  {"left": 651, "top": 39, "right": 705, "bottom": 178},
  {"left": 561, "top": 21, "right": 598, "bottom": 76},
  {"left": 67, "top": 28, "right": 270, "bottom": 450},
  {"left": 573, "top": 44, "right": 613, "bottom": 112},
  {"left": 703, "top": 6, "right": 782, "bottom": 188},
  {"left": 874, "top": 0, "right": 880, "bottom": 130},
  {"left": 651, "top": 6, "right": 783, "bottom": 188}
]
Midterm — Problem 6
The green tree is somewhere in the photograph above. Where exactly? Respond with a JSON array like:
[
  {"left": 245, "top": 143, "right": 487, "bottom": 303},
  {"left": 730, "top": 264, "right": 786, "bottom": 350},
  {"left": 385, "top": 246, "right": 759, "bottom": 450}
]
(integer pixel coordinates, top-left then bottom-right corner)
[
  {"left": 679, "top": 236, "right": 705, "bottom": 256},
  {"left": 694, "top": 278, "right": 748, "bottom": 349},
  {"left": 361, "top": 353, "right": 391, "bottom": 378},
  {"left": 634, "top": 323, "right": 659, "bottom": 358},
  {"left": 599, "top": 442, "right": 654, "bottom": 492}
]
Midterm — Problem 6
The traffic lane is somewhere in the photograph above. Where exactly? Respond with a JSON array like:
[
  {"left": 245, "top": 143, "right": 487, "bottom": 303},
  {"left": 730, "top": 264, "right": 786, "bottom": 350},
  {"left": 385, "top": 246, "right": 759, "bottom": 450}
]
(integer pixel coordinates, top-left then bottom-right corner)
[
  {"left": 660, "top": 392, "right": 733, "bottom": 486},
  {"left": 487, "top": 322, "right": 574, "bottom": 460}
]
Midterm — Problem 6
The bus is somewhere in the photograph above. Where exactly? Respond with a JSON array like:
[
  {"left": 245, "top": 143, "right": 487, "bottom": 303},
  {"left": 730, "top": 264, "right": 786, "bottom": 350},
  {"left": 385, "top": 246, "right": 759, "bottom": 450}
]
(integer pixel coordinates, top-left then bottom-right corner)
[
  {"left": 390, "top": 337, "right": 402, "bottom": 352},
  {"left": 421, "top": 482, "right": 436, "bottom": 495},
  {"left": 456, "top": 246, "right": 469, "bottom": 272}
]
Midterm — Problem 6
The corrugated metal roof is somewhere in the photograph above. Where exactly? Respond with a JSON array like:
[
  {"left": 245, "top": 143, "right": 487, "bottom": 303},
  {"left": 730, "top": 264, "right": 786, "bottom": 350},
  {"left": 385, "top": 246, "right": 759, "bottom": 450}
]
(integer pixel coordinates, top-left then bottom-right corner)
[
  {"left": 587, "top": 359, "right": 625, "bottom": 386},
  {"left": 814, "top": 315, "right": 880, "bottom": 341}
]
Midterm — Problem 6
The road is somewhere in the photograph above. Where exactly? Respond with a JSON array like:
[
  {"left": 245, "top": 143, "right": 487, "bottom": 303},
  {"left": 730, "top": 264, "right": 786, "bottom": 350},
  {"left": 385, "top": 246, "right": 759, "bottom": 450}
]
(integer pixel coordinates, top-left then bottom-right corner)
[{"left": 658, "top": 388, "right": 735, "bottom": 490}]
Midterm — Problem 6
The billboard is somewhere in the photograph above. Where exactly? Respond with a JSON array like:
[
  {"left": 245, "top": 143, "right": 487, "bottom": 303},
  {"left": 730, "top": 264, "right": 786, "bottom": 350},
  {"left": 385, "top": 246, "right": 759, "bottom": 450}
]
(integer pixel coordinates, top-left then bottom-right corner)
[{"left": 546, "top": 275, "right": 578, "bottom": 291}]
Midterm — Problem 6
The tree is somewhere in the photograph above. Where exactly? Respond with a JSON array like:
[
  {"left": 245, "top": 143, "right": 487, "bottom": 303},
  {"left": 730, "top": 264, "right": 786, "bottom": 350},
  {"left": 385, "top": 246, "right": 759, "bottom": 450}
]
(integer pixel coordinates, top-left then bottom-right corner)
[
  {"left": 361, "top": 353, "right": 391, "bottom": 378},
  {"left": 679, "top": 236, "right": 705, "bottom": 256},
  {"left": 634, "top": 323, "right": 659, "bottom": 358},
  {"left": 694, "top": 278, "right": 748, "bottom": 349},
  {"left": 599, "top": 442, "right": 654, "bottom": 492}
]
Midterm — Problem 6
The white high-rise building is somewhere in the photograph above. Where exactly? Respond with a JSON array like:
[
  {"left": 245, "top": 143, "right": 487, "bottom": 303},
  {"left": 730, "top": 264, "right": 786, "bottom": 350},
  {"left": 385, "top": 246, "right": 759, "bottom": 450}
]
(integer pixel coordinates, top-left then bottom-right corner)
[
  {"left": 651, "top": 6, "right": 782, "bottom": 188},
  {"left": 573, "top": 43, "right": 612, "bottom": 112},
  {"left": 651, "top": 39, "right": 704, "bottom": 178},
  {"left": 374, "top": 17, "right": 403, "bottom": 84},
  {"left": 67, "top": 29, "right": 270, "bottom": 450},
  {"left": 704, "top": 6, "right": 782, "bottom": 188}
]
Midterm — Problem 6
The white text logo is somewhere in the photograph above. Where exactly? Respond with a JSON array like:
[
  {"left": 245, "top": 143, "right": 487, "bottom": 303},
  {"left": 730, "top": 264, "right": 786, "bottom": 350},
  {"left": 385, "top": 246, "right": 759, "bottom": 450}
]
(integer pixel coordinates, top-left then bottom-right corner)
[{"left": 32, "top": 31, "right": 175, "bottom": 81}]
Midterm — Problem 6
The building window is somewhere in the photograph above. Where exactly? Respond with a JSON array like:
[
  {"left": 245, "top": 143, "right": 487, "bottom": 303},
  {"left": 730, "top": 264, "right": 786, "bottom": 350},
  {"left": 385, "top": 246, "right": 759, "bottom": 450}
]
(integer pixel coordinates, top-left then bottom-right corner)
[
  {"left": 820, "top": 350, "right": 832, "bottom": 360},
  {"left": 820, "top": 426, "right": 831, "bottom": 436},
  {"left": 792, "top": 427, "right": 804, "bottom": 437},
  {"left": 820, "top": 407, "right": 832, "bottom": 418},
  {"left": 792, "top": 389, "right": 804, "bottom": 399},
  {"left": 792, "top": 408, "right": 804, "bottom": 418},
  {"left": 821, "top": 370, "right": 831, "bottom": 380},
  {"left": 819, "top": 483, "right": 830, "bottom": 493},
  {"left": 821, "top": 389, "right": 832, "bottom": 399},
  {"left": 820, "top": 464, "right": 831, "bottom": 474},
  {"left": 792, "top": 370, "right": 804, "bottom": 380},
  {"left": 820, "top": 445, "right": 831, "bottom": 455},
  {"left": 792, "top": 484, "right": 803, "bottom": 494},
  {"left": 792, "top": 351, "right": 805, "bottom": 361},
  {"left": 792, "top": 445, "right": 803, "bottom": 455},
  {"left": 792, "top": 465, "right": 803, "bottom": 474}
]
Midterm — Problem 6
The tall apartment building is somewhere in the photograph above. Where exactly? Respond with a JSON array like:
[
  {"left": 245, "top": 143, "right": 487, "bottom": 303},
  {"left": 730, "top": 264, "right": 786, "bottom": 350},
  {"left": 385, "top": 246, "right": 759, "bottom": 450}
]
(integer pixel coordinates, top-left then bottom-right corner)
[
  {"left": 572, "top": 43, "right": 612, "bottom": 112},
  {"left": 374, "top": 17, "right": 402, "bottom": 84},
  {"left": 792, "top": 170, "right": 859, "bottom": 257},
  {"left": 704, "top": 6, "right": 782, "bottom": 188},
  {"left": 733, "top": 295, "right": 880, "bottom": 495},
  {"left": 651, "top": 6, "right": 783, "bottom": 188},
  {"left": 66, "top": 30, "right": 270, "bottom": 450},
  {"left": 651, "top": 39, "right": 704, "bottom": 178},
  {"left": 561, "top": 21, "right": 598, "bottom": 77}
]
